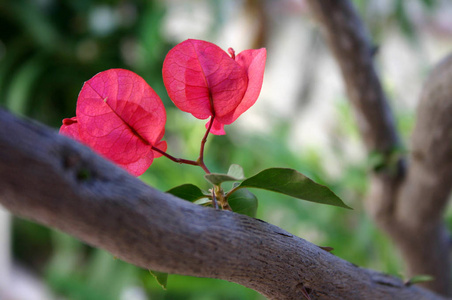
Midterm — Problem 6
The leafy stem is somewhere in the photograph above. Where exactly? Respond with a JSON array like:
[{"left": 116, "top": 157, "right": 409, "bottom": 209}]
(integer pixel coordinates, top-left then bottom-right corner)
[{"left": 214, "top": 184, "right": 232, "bottom": 211}]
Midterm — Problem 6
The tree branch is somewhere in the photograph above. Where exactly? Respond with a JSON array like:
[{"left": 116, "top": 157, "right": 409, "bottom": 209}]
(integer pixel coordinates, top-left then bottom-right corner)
[
  {"left": 395, "top": 53, "right": 452, "bottom": 294},
  {"left": 0, "top": 111, "right": 446, "bottom": 300},
  {"left": 305, "top": 0, "right": 401, "bottom": 153},
  {"left": 305, "top": 0, "right": 452, "bottom": 295}
]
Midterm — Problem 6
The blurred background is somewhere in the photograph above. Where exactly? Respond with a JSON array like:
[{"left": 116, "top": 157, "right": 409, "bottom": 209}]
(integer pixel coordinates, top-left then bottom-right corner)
[{"left": 1, "top": 0, "right": 452, "bottom": 299}]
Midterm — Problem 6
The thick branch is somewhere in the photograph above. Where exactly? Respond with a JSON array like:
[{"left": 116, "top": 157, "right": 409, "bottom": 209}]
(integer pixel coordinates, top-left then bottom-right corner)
[
  {"left": 399, "top": 53, "right": 452, "bottom": 226},
  {"left": 395, "top": 53, "right": 452, "bottom": 293},
  {"left": 305, "top": 0, "right": 405, "bottom": 236},
  {"left": 306, "top": 0, "right": 401, "bottom": 154},
  {"left": 0, "top": 109, "right": 445, "bottom": 299},
  {"left": 306, "top": 0, "right": 451, "bottom": 295}
]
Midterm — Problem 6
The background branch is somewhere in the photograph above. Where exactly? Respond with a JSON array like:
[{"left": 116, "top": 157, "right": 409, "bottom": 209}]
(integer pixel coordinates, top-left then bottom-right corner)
[
  {"left": 306, "top": 0, "right": 452, "bottom": 295},
  {"left": 395, "top": 53, "right": 452, "bottom": 293},
  {"left": 0, "top": 109, "right": 446, "bottom": 300}
]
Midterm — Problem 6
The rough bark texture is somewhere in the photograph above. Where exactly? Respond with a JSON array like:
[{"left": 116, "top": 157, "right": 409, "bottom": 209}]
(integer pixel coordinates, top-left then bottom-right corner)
[
  {"left": 306, "top": 0, "right": 452, "bottom": 295},
  {"left": 0, "top": 109, "right": 447, "bottom": 300}
]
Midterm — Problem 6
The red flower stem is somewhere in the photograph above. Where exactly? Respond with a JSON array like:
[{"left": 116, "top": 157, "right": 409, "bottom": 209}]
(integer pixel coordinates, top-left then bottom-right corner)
[
  {"left": 151, "top": 116, "right": 214, "bottom": 174},
  {"left": 196, "top": 116, "right": 214, "bottom": 174},
  {"left": 198, "top": 161, "right": 211, "bottom": 174},
  {"left": 151, "top": 146, "right": 199, "bottom": 167}
]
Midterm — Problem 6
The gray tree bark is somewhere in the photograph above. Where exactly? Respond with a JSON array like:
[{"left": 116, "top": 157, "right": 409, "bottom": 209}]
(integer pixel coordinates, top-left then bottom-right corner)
[
  {"left": 0, "top": 109, "right": 448, "bottom": 300},
  {"left": 305, "top": 0, "right": 452, "bottom": 296}
]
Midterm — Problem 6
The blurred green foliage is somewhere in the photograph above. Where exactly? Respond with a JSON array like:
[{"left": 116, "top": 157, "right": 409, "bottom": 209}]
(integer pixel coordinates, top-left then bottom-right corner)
[
  {"left": 0, "top": 0, "right": 170, "bottom": 125},
  {"left": 0, "top": 0, "right": 447, "bottom": 299},
  {"left": 353, "top": 0, "right": 439, "bottom": 41}
]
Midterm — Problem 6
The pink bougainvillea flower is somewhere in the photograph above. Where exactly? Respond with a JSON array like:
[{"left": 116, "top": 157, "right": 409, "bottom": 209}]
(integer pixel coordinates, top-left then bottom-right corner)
[
  {"left": 162, "top": 39, "right": 266, "bottom": 135},
  {"left": 60, "top": 69, "right": 167, "bottom": 176}
]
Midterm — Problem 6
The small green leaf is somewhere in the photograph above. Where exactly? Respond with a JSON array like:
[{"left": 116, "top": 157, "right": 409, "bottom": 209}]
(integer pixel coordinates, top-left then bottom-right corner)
[
  {"left": 149, "top": 269, "right": 168, "bottom": 290},
  {"left": 405, "top": 274, "right": 434, "bottom": 286},
  {"left": 368, "top": 146, "right": 405, "bottom": 173},
  {"left": 166, "top": 184, "right": 207, "bottom": 202},
  {"left": 227, "top": 164, "right": 245, "bottom": 179},
  {"left": 227, "top": 188, "right": 258, "bottom": 218},
  {"left": 193, "top": 198, "right": 211, "bottom": 205},
  {"left": 238, "top": 168, "right": 351, "bottom": 209},
  {"left": 204, "top": 173, "right": 243, "bottom": 185},
  {"left": 318, "top": 246, "right": 334, "bottom": 252}
]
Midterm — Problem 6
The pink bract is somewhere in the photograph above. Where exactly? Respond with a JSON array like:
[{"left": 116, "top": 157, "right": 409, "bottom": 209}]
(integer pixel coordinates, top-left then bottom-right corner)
[
  {"left": 60, "top": 69, "right": 167, "bottom": 176},
  {"left": 162, "top": 39, "right": 266, "bottom": 135}
]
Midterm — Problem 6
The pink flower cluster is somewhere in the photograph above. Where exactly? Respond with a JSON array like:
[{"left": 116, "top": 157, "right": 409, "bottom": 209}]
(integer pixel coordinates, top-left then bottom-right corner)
[{"left": 61, "top": 39, "right": 266, "bottom": 176}]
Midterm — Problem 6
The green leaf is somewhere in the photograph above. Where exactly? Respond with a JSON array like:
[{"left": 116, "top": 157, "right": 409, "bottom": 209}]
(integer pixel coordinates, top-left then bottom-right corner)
[
  {"left": 193, "top": 198, "right": 211, "bottom": 205},
  {"left": 166, "top": 184, "right": 206, "bottom": 202},
  {"left": 204, "top": 173, "right": 243, "bottom": 185},
  {"left": 405, "top": 274, "right": 434, "bottom": 286},
  {"left": 238, "top": 168, "right": 351, "bottom": 209},
  {"left": 368, "top": 146, "right": 405, "bottom": 173},
  {"left": 227, "top": 188, "right": 258, "bottom": 218},
  {"left": 227, "top": 164, "right": 245, "bottom": 179},
  {"left": 149, "top": 269, "right": 168, "bottom": 290}
]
